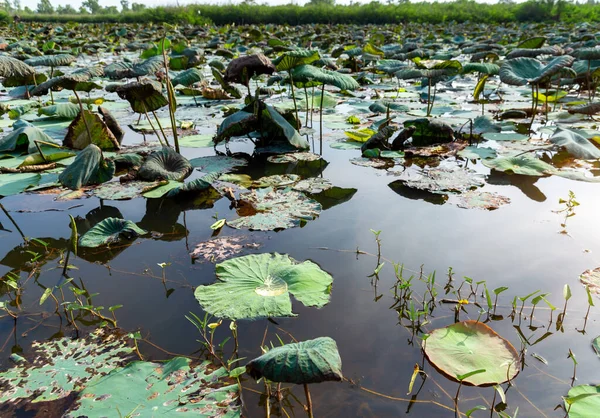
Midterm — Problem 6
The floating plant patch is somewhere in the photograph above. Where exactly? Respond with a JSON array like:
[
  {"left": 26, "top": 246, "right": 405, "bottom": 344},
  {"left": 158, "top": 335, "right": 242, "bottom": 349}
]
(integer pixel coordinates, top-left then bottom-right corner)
[
  {"left": 65, "top": 358, "right": 241, "bottom": 418},
  {"left": 292, "top": 177, "right": 333, "bottom": 194},
  {"left": 246, "top": 337, "right": 343, "bottom": 384},
  {"left": 350, "top": 157, "right": 393, "bottom": 169},
  {"left": 449, "top": 190, "right": 511, "bottom": 210},
  {"left": 0, "top": 172, "right": 41, "bottom": 197},
  {"left": 190, "top": 155, "right": 248, "bottom": 174},
  {"left": 423, "top": 320, "right": 520, "bottom": 386},
  {"left": 457, "top": 146, "right": 497, "bottom": 160},
  {"left": 93, "top": 180, "right": 161, "bottom": 200},
  {"left": 228, "top": 187, "right": 321, "bottom": 231},
  {"left": 400, "top": 167, "right": 485, "bottom": 193},
  {"left": 79, "top": 217, "right": 147, "bottom": 248},
  {"left": 191, "top": 236, "right": 260, "bottom": 263},
  {"left": 0, "top": 329, "right": 133, "bottom": 405},
  {"left": 482, "top": 155, "right": 555, "bottom": 176},
  {"left": 195, "top": 253, "right": 333, "bottom": 320},
  {"left": 267, "top": 152, "right": 322, "bottom": 163},
  {"left": 580, "top": 268, "right": 600, "bottom": 296}
]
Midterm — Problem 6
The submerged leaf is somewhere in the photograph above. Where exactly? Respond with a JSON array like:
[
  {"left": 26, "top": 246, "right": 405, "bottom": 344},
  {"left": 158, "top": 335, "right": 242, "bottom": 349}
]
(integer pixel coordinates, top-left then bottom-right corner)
[{"left": 194, "top": 253, "right": 333, "bottom": 320}]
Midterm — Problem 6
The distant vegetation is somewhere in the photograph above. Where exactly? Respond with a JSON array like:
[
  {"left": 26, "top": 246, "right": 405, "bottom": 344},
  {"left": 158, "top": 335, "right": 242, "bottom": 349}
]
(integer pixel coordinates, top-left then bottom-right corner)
[{"left": 0, "top": 0, "right": 600, "bottom": 25}]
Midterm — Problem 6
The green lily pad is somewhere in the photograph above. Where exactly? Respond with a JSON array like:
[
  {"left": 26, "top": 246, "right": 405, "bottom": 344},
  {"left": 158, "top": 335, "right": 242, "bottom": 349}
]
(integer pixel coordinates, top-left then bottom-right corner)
[
  {"left": 458, "top": 146, "right": 497, "bottom": 160},
  {"left": 93, "top": 181, "right": 160, "bottom": 200},
  {"left": 0, "top": 329, "right": 133, "bottom": 405},
  {"left": 178, "top": 134, "right": 214, "bottom": 148},
  {"left": 79, "top": 217, "right": 147, "bottom": 248},
  {"left": 550, "top": 127, "right": 600, "bottom": 159},
  {"left": 190, "top": 155, "right": 248, "bottom": 174},
  {"left": 483, "top": 155, "right": 555, "bottom": 176},
  {"left": 194, "top": 253, "right": 333, "bottom": 320},
  {"left": 246, "top": 337, "right": 343, "bottom": 384},
  {"left": 228, "top": 187, "right": 321, "bottom": 231},
  {"left": 423, "top": 320, "right": 520, "bottom": 386},
  {"left": 564, "top": 385, "right": 600, "bottom": 418},
  {"left": 482, "top": 132, "right": 529, "bottom": 141},
  {"left": 67, "top": 358, "right": 241, "bottom": 418},
  {"left": 330, "top": 140, "right": 363, "bottom": 150},
  {"left": 0, "top": 172, "right": 41, "bottom": 196},
  {"left": 141, "top": 180, "right": 184, "bottom": 198},
  {"left": 0, "top": 120, "right": 56, "bottom": 154}
]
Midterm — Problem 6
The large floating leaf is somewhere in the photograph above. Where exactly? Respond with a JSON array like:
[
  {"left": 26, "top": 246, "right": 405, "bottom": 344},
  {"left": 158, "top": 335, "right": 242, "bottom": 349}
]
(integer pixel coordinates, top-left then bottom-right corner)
[
  {"left": 190, "top": 155, "right": 248, "bottom": 174},
  {"left": 214, "top": 110, "right": 257, "bottom": 144},
  {"left": 79, "top": 217, "right": 147, "bottom": 247},
  {"left": 0, "top": 329, "right": 133, "bottom": 404},
  {"left": 229, "top": 187, "right": 321, "bottom": 231},
  {"left": 194, "top": 253, "right": 333, "bottom": 320},
  {"left": 93, "top": 180, "right": 159, "bottom": 200},
  {"left": 0, "top": 119, "right": 55, "bottom": 154},
  {"left": 423, "top": 320, "right": 520, "bottom": 386},
  {"left": 499, "top": 56, "right": 574, "bottom": 86},
  {"left": 550, "top": 127, "right": 600, "bottom": 159},
  {"left": 66, "top": 357, "right": 240, "bottom": 418},
  {"left": 64, "top": 110, "right": 120, "bottom": 151},
  {"left": 137, "top": 147, "right": 193, "bottom": 181},
  {"left": 564, "top": 385, "right": 600, "bottom": 418},
  {"left": 483, "top": 155, "right": 555, "bottom": 176},
  {"left": 246, "top": 337, "right": 343, "bottom": 384},
  {"left": 58, "top": 144, "right": 115, "bottom": 190},
  {"left": 400, "top": 167, "right": 484, "bottom": 193},
  {"left": 0, "top": 172, "right": 41, "bottom": 196},
  {"left": 24, "top": 53, "right": 76, "bottom": 67}
]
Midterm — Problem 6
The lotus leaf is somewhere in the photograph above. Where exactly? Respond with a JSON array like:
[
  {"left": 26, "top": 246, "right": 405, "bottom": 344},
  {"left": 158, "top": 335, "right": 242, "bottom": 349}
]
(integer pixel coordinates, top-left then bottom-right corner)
[
  {"left": 0, "top": 119, "right": 55, "bottom": 154},
  {"left": 225, "top": 53, "right": 275, "bottom": 85},
  {"left": 264, "top": 105, "right": 309, "bottom": 149},
  {"left": 24, "top": 53, "right": 76, "bottom": 67},
  {"left": 580, "top": 268, "right": 600, "bottom": 296},
  {"left": 58, "top": 144, "right": 115, "bottom": 190},
  {"left": 66, "top": 358, "right": 241, "bottom": 418},
  {"left": 292, "top": 178, "right": 333, "bottom": 194},
  {"left": 550, "top": 127, "right": 600, "bottom": 159},
  {"left": 0, "top": 56, "right": 35, "bottom": 78},
  {"left": 246, "top": 337, "right": 343, "bottom": 384},
  {"left": 93, "top": 180, "right": 159, "bottom": 200},
  {"left": 568, "top": 102, "right": 600, "bottom": 116},
  {"left": 267, "top": 152, "right": 321, "bottom": 163},
  {"left": 63, "top": 110, "right": 120, "bottom": 151},
  {"left": 194, "top": 253, "right": 333, "bottom": 320},
  {"left": 214, "top": 110, "right": 257, "bottom": 144},
  {"left": 273, "top": 49, "right": 320, "bottom": 71},
  {"left": 482, "top": 155, "right": 555, "bottom": 176},
  {"left": 190, "top": 155, "right": 248, "bottom": 174},
  {"left": 137, "top": 147, "right": 193, "bottom": 181},
  {"left": 171, "top": 68, "right": 204, "bottom": 87},
  {"left": 307, "top": 187, "right": 357, "bottom": 210},
  {"left": 212, "top": 67, "right": 242, "bottom": 99},
  {"left": 0, "top": 329, "right": 133, "bottom": 404},
  {"left": 499, "top": 56, "right": 575, "bottom": 86},
  {"left": 191, "top": 236, "right": 255, "bottom": 263},
  {"left": 116, "top": 79, "right": 168, "bottom": 113},
  {"left": 564, "top": 385, "right": 600, "bottom": 418},
  {"left": 450, "top": 190, "right": 510, "bottom": 210},
  {"left": 482, "top": 132, "right": 528, "bottom": 141},
  {"left": 400, "top": 167, "right": 484, "bottom": 193},
  {"left": 38, "top": 102, "right": 80, "bottom": 119},
  {"left": 423, "top": 320, "right": 519, "bottom": 386},
  {"left": 458, "top": 146, "right": 497, "bottom": 160},
  {"left": 290, "top": 64, "right": 359, "bottom": 91},
  {"left": 79, "top": 217, "right": 147, "bottom": 247},
  {"left": 0, "top": 172, "right": 41, "bottom": 196}
]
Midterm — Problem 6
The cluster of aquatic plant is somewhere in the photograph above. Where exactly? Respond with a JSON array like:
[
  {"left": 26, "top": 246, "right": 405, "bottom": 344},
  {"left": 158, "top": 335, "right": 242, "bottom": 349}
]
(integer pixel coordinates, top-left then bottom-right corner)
[{"left": 0, "top": 19, "right": 599, "bottom": 418}]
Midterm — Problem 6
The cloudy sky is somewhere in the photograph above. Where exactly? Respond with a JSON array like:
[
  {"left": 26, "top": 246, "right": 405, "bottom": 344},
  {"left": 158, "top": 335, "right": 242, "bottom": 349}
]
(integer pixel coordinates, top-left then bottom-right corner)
[{"left": 19, "top": 0, "right": 505, "bottom": 11}]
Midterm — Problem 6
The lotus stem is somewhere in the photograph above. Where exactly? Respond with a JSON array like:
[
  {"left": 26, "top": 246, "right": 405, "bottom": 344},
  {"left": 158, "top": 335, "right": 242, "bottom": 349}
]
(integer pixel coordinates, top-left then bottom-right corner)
[
  {"left": 72, "top": 90, "right": 93, "bottom": 145},
  {"left": 319, "top": 83, "right": 324, "bottom": 155},
  {"left": 151, "top": 110, "right": 171, "bottom": 147},
  {"left": 303, "top": 383, "right": 314, "bottom": 418},
  {"left": 161, "top": 36, "right": 180, "bottom": 154},
  {"left": 427, "top": 79, "right": 432, "bottom": 116},
  {"left": 49, "top": 67, "right": 55, "bottom": 104},
  {"left": 0, "top": 203, "right": 26, "bottom": 242},
  {"left": 304, "top": 86, "right": 309, "bottom": 127},
  {"left": 33, "top": 140, "right": 47, "bottom": 163},
  {"left": 288, "top": 70, "right": 300, "bottom": 129},
  {"left": 141, "top": 103, "right": 165, "bottom": 147}
]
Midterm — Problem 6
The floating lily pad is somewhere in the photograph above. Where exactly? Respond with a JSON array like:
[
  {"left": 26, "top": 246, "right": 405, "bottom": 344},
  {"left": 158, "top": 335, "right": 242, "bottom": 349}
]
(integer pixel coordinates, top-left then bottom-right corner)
[
  {"left": 0, "top": 172, "right": 41, "bottom": 196},
  {"left": 401, "top": 167, "right": 485, "bottom": 193},
  {"left": 191, "top": 236, "right": 260, "bottom": 263},
  {"left": 194, "top": 253, "right": 333, "bottom": 320},
  {"left": 178, "top": 134, "right": 214, "bottom": 148},
  {"left": 564, "top": 385, "right": 600, "bottom": 418},
  {"left": 292, "top": 177, "right": 333, "bottom": 194},
  {"left": 267, "top": 152, "right": 322, "bottom": 163},
  {"left": 190, "top": 155, "right": 248, "bottom": 174},
  {"left": 66, "top": 358, "right": 241, "bottom": 418},
  {"left": 229, "top": 187, "right": 321, "bottom": 231},
  {"left": 483, "top": 155, "right": 555, "bottom": 176},
  {"left": 450, "top": 190, "right": 510, "bottom": 210},
  {"left": 79, "top": 217, "right": 147, "bottom": 247},
  {"left": 93, "top": 181, "right": 159, "bottom": 200},
  {"left": 330, "top": 140, "right": 363, "bottom": 150},
  {"left": 0, "top": 329, "right": 133, "bottom": 405},
  {"left": 550, "top": 127, "right": 600, "bottom": 160},
  {"left": 246, "top": 337, "right": 343, "bottom": 384},
  {"left": 252, "top": 174, "right": 300, "bottom": 188},
  {"left": 482, "top": 132, "right": 529, "bottom": 141},
  {"left": 423, "top": 320, "right": 520, "bottom": 386},
  {"left": 580, "top": 268, "right": 600, "bottom": 296},
  {"left": 458, "top": 146, "right": 497, "bottom": 160},
  {"left": 350, "top": 157, "right": 393, "bottom": 168}
]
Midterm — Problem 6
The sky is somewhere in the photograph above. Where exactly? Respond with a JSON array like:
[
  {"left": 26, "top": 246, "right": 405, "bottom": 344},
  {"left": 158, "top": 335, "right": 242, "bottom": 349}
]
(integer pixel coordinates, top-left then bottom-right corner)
[{"left": 19, "top": 0, "right": 506, "bottom": 11}]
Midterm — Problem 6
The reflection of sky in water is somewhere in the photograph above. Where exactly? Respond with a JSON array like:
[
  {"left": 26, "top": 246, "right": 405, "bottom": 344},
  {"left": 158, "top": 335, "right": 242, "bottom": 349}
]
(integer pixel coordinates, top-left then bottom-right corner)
[{"left": 1, "top": 98, "right": 600, "bottom": 416}]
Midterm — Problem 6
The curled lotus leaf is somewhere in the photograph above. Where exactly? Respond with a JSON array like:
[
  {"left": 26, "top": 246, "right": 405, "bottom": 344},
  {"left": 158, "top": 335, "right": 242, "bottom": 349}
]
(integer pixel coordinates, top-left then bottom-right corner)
[
  {"left": 273, "top": 49, "right": 320, "bottom": 72},
  {"left": 224, "top": 53, "right": 275, "bottom": 85},
  {"left": 0, "top": 56, "right": 35, "bottom": 80},
  {"left": 290, "top": 64, "right": 359, "bottom": 91},
  {"left": 63, "top": 110, "right": 120, "bottom": 151},
  {"left": 38, "top": 102, "right": 80, "bottom": 119},
  {"left": 137, "top": 147, "right": 193, "bottom": 182},
  {"left": 246, "top": 337, "right": 343, "bottom": 384},
  {"left": 499, "top": 56, "right": 574, "bottom": 86},
  {"left": 550, "top": 127, "right": 600, "bottom": 159},
  {"left": 568, "top": 102, "right": 600, "bottom": 116},
  {"left": 572, "top": 48, "right": 600, "bottom": 61},
  {"left": 194, "top": 253, "right": 333, "bottom": 320},
  {"left": 58, "top": 144, "right": 116, "bottom": 190},
  {"left": 79, "top": 217, "right": 147, "bottom": 247},
  {"left": 0, "top": 119, "right": 56, "bottom": 154},
  {"left": 24, "top": 53, "right": 76, "bottom": 67},
  {"left": 0, "top": 329, "right": 133, "bottom": 405},
  {"left": 423, "top": 320, "right": 520, "bottom": 386},
  {"left": 171, "top": 68, "right": 204, "bottom": 87},
  {"left": 104, "top": 56, "right": 164, "bottom": 80},
  {"left": 228, "top": 187, "right": 321, "bottom": 231},
  {"left": 65, "top": 357, "right": 241, "bottom": 418},
  {"left": 116, "top": 79, "right": 168, "bottom": 113}
]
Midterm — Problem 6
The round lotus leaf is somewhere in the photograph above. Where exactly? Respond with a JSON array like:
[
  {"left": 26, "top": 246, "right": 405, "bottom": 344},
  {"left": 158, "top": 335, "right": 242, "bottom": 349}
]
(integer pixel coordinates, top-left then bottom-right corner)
[
  {"left": 115, "top": 79, "right": 168, "bottom": 113},
  {"left": 564, "top": 385, "right": 600, "bottom": 418},
  {"left": 194, "top": 253, "right": 333, "bottom": 320},
  {"left": 79, "top": 217, "right": 147, "bottom": 248},
  {"left": 137, "top": 147, "right": 193, "bottom": 182},
  {"left": 499, "top": 56, "right": 574, "bottom": 86},
  {"left": 482, "top": 155, "right": 555, "bottom": 176},
  {"left": 66, "top": 358, "right": 240, "bottom": 418},
  {"left": 423, "top": 320, "right": 520, "bottom": 386},
  {"left": 246, "top": 337, "right": 343, "bottom": 384}
]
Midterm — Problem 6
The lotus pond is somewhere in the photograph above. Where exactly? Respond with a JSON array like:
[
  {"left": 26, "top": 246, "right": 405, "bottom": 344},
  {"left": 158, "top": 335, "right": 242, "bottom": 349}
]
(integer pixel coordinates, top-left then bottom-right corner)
[{"left": 1, "top": 21, "right": 600, "bottom": 417}]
